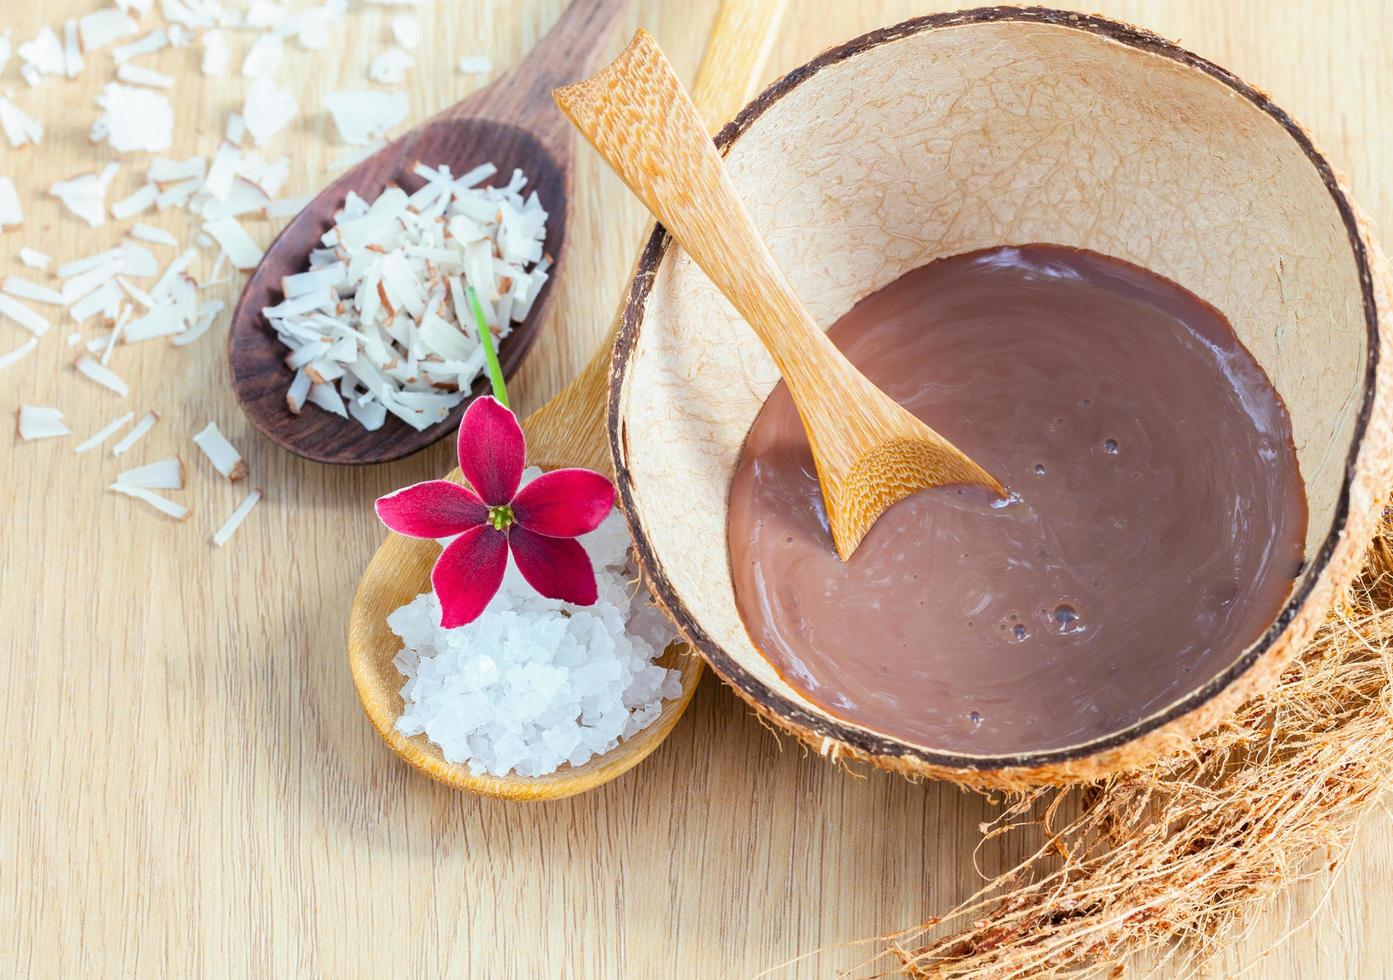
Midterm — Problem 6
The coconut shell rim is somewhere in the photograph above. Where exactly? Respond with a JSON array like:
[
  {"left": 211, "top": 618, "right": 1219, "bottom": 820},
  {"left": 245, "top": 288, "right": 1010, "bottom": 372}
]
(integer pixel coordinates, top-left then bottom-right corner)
[{"left": 607, "top": 5, "right": 1385, "bottom": 777}]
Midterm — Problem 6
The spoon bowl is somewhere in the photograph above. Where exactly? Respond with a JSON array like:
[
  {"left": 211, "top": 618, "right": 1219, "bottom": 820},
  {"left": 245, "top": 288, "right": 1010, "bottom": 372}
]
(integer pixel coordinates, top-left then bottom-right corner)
[{"left": 229, "top": 0, "right": 626, "bottom": 465}]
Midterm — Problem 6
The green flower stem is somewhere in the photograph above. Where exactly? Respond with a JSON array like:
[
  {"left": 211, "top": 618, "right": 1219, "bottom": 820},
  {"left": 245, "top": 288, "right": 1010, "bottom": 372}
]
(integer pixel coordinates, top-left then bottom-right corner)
[{"left": 467, "top": 285, "right": 509, "bottom": 410}]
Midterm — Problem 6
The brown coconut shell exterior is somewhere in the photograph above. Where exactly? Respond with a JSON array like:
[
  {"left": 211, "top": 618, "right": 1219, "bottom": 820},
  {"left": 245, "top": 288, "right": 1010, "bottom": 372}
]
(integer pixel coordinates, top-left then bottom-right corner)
[{"left": 607, "top": 7, "right": 1393, "bottom": 790}]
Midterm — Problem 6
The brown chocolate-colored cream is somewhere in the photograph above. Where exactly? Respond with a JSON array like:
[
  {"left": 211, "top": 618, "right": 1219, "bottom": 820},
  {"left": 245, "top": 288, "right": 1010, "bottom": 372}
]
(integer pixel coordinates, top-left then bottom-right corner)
[{"left": 728, "top": 245, "right": 1307, "bottom": 756}]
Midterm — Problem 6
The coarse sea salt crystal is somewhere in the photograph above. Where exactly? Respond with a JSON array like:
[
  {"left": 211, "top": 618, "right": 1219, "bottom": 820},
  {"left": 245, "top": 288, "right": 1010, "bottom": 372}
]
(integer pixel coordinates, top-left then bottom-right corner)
[{"left": 388, "top": 473, "right": 681, "bottom": 778}]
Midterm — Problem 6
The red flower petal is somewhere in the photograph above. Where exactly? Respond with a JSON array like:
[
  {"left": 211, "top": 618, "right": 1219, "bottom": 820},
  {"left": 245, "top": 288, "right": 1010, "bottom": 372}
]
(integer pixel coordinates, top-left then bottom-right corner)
[
  {"left": 457, "top": 395, "right": 525, "bottom": 505},
  {"left": 375, "top": 480, "right": 487, "bottom": 539},
  {"left": 508, "top": 526, "right": 599, "bottom": 606},
  {"left": 432, "top": 524, "right": 510, "bottom": 628},
  {"left": 512, "top": 468, "right": 616, "bottom": 538}
]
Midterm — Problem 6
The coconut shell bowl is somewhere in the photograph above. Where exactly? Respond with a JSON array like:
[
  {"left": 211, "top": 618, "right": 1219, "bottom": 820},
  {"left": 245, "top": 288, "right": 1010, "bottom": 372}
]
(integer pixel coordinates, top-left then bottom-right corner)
[{"left": 610, "top": 8, "right": 1393, "bottom": 789}]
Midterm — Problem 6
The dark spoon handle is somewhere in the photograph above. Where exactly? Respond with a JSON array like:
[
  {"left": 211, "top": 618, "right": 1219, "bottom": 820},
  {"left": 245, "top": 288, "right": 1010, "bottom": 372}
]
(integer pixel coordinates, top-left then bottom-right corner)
[{"left": 462, "top": 0, "right": 632, "bottom": 153}]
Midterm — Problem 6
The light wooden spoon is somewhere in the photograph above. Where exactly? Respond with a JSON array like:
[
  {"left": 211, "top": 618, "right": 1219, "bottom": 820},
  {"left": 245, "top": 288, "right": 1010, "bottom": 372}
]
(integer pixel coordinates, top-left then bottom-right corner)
[
  {"left": 556, "top": 31, "right": 1007, "bottom": 559},
  {"left": 348, "top": 0, "right": 787, "bottom": 802}
]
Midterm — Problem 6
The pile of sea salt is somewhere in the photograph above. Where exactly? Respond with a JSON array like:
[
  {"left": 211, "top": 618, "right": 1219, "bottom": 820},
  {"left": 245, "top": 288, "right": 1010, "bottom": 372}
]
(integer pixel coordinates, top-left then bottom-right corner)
[
  {"left": 388, "top": 472, "right": 681, "bottom": 778},
  {"left": 263, "top": 162, "right": 550, "bottom": 432}
]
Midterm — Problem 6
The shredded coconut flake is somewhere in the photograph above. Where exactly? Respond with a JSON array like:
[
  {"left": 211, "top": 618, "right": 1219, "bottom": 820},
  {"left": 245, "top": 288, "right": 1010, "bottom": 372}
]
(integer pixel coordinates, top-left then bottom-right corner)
[
  {"left": 192, "top": 421, "right": 247, "bottom": 480},
  {"left": 200, "top": 28, "right": 229, "bottom": 75},
  {"left": 17, "top": 405, "right": 71, "bottom": 441},
  {"left": 112, "top": 410, "right": 157, "bottom": 455},
  {"left": 20, "top": 247, "right": 51, "bottom": 270},
  {"left": 74, "top": 410, "right": 135, "bottom": 453},
  {"left": 78, "top": 9, "right": 139, "bottom": 51},
  {"left": 0, "top": 96, "right": 43, "bottom": 148},
  {"left": 0, "top": 336, "right": 38, "bottom": 372},
  {"left": 0, "top": 177, "right": 23, "bottom": 231},
  {"left": 241, "top": 32, "right": 283, "bottom": 79},
  {"left": 242, "top": 78, "right": 296, "bottom": 146},
  {"left": 92, "top": 83, "right": 174, "bottom": 153},
  {"left": 324, "top": 90, "right": 408, "bottom": 146},
  {"left": 0, "top": 292, "right": 49, "bottom": 336},
  {"left": 213, "top": 487, "right": 262, "bottom": 546},
  {"left": 368, "top": 46, "right": 413, "bottom": 84},
  {"left": 115, "top": 456, "right": 184, "bottom": 490},
  {"left": 50, "top": 163, "right": 120, "bottom": 227},
  {"left": 108, "top": 482, "right": 188, "bottom": 520},
  {"left": 75, "top": 354, "right": 130, "bottom": 396}
]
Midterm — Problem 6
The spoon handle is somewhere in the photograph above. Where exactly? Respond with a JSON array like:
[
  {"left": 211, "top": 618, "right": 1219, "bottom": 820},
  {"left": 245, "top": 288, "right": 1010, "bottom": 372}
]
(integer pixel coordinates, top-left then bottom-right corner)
[
  {"left": 555, "top": 30, "right": 837, "bottom": 404},
  {"left": 524, "top": 1, "right": 789, "bottom": 473},
  {"left": 470, "top": 0, "right": 632, "bottom": 151}
]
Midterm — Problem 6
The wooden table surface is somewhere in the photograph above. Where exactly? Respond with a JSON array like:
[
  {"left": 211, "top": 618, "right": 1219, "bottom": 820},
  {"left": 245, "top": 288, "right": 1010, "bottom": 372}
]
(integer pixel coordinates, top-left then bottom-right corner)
[{"left": 4, "top": 1, "right": 1391, "bottom": 976}]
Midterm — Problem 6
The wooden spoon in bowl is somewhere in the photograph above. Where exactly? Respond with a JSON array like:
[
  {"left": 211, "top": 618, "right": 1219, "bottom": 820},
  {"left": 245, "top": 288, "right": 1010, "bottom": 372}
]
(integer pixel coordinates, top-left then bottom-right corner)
[
  {"left": 348, "top": 1, "right": 788, "bottom": 801},
  {"left": 556, "top": 31, "right": 1007, "bottom": 559},
  {"left": 228, "top": 0, "right": 630, "bottom": 465}
]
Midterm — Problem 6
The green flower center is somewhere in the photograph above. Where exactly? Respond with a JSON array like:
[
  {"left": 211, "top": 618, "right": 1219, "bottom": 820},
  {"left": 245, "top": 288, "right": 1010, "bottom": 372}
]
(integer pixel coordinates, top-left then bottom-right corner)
[{"left": 487, "top": 504, "right": 515, "bottom": 532}]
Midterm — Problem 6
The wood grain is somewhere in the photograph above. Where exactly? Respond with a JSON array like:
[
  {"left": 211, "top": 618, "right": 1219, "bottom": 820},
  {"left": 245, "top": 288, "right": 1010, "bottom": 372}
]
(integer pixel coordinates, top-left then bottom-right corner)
[{"left": 3, "top": 2, "right": 1392, "bottom": 977}]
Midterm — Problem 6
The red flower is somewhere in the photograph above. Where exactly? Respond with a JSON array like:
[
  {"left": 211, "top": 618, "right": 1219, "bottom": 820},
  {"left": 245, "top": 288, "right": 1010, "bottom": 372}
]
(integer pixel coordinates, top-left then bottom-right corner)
[{"left": 375, "top": 396, "right": 616, "bottom": 628}]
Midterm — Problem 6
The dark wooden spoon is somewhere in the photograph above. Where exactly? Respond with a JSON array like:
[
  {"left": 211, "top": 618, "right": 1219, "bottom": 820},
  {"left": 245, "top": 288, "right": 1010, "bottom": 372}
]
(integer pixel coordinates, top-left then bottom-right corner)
[{"left": 229, "top": 0, "right": 629, "bottom": 465}]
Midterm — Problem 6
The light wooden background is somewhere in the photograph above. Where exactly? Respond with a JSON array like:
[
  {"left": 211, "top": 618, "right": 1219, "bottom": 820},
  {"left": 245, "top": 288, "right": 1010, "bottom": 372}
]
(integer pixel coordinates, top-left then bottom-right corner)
[{"left": 3, "top": 1, "right": 1391, "bottom": 977}]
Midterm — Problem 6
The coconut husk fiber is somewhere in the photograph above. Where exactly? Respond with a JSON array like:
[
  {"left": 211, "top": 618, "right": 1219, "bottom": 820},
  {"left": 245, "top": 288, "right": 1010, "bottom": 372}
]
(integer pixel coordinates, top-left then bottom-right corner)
[{"left": 852, "top": 507, "right": 1393, "bottom": 978}]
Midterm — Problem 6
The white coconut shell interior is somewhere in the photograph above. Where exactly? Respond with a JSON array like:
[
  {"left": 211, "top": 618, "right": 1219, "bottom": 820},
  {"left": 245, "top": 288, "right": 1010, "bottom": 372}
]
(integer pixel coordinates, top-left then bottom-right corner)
[{"left": 614, "top": 14, "right": 1386, "bottom": 775}]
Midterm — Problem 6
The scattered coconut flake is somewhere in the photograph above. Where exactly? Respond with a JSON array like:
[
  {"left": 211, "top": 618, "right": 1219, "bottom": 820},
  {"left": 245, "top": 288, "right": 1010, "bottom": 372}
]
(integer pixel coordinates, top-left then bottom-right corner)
[
  {"left": 50, "top": 163, "right": 120, "bottom": 227},
  {"left": 148, "top": 155, "right": 206, "bottom": 183},
  {"left": 112, "top": 29, "right": 169, "bottom": 62},
  {"left": 17, "top": 405, "right": 70, "bottom": 441},
  {"left": 78, "top": 9, "right": 139, "bottom": 51},
  {"left": 19, "top": 28, "right": 65, "bottom": 83},
  {"left": 241, "top": 32, "right": 283, "bottom": 79},
  {"left": 203, "top": 141, "right": 241, "bottom": 200},
  {"left": 108, "top": 482, "right": 188, "bottom": 520},
  {"left": 0, "top": 336, "right": 37, "bottom": 372},
  {"left": 69, "top": 281, "right": 124, "bottom": 324},
  {"left": 172, "top": 300, "right": 223, "bottom": 347},
  {"left": 225, "top": 112, "right": 245, "bottom": 145},
  {"left": 129, "top": 223, "right": 178, "bottom": 247},
  {"left": 0, "top": 293, "right": 49, "bottom": 336},
  {"left": 92, "top": 83, "right": 174, "bottom": 153},
  {"left": 75, "top": 354, "right": 130, "bottom": 396},
  {"left": 155, "top": 177, "right": 202, "bottom": 210},
  {"left": 202, "top": 216, "right": 262, "bottom": 269},
  {"left": 389, "top": 496, "right": 681, "bottom": 777},
  {"left": 265, "top": 194, "right": 311, "bottom": 219},
  {"left": 119, "top": 242, "right": 158, "bottom": 278},
  {"left": 20, "top": 247, "right": 52, "bottom": 270},
  {"left": 112, "top": 184, "right": 158, "bottom": 220},
  {"left": 192, "top": 421, "right": 247, "bottom": 480},
  {"left": 0, "top": 95, "right": 43, "bottom": 148},
  {"left": 200, "top": 29, "right": 229, "bottom": 76},
  {"left": 0, "top": 35, "right": 10, "bottom": 77},
  {"left": 0, "top": 177, "right": 23, "bottom": 230},
  {"left": 115, "top": 456, "right": 184, "bottom": 490},
  {"left": 368, "top": 46, "right": 413, "bottom": 84},
  {"left": 62, "top": 19, "right": 83, "bottom": 79},
  {"left": 74, "top": 410, "right": 135, "bottom": 453},
  {"left": 457, "top": 56, "right": 492, "bottom": 76},
  {"left": 116, "top": 62, "right": 175, "bottom": 89},
  {"left": 213, "top": 487, "right": 262, "bottom": 546},
  {"left": 242, "top": 78, "right": 296, "bottom": 146},
  {"left": 391, "top": 14, "right": 421, "bottom": 49},
  {"left": 112, "top": 410, "right": 157, "bottom": 455},
  {"left": 3, "top": 276, "right": 64, "bottom": 306},
  {"left": 291, "top": 0, "right": 346, "bottom": 49},
  {"left": 123, "top": 302, "right": 185, "bottom": 342},
  {"left": 246, "top": 0, "right": 287, "bottom": 28},
  {"left": 324, "top": 90, "right": 408, "bottom": 146}
]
